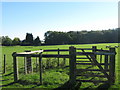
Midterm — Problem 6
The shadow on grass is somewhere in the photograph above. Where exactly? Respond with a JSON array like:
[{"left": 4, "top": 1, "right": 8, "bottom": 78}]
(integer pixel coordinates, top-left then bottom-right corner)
[
  {"left": 96, "top": 83, "right": 111, "bottom": 90},
  {"left": 54, "top": 80, "right": 111, "bottom": 90},
  {"left": 53, "top": 80, "right": 82, "bottom": 90},
  {"left": 0, "top": 82, "right": 16, "bottom": 87},
  {"left": 0, "top": 80, "right": 41, "bottom": 88},
  {"left": 3, "top": 72, "right": 13, "bottom": 76},
  {"left": 31, "top": 84, "right": 41, "bottom": 88},
  {"left": 0, "top": 79, "right": 10, "bottom": 81},
  {"left": 17, "top": 80, "right": 40, "bottom": 86}
]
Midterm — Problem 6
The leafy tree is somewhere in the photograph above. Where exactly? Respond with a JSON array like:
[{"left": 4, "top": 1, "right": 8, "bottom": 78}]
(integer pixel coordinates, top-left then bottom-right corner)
[
  {"left": 33, "top": 36, "right": 41, "bottom": 46},
  {"left": 44, "top": 29, "right": 118, "bottom": 45},
  {"left": 12, "top": 37, "right": 21, "bottom": 45},
  {"left": 21, "top": 40, "right": 29, "bottom": 46},
  {"left": 2, "top": 36, "right": 12, "bottom": 46},
  {"left": 26, "top": 33, "right": 33, "bottom": 45}
]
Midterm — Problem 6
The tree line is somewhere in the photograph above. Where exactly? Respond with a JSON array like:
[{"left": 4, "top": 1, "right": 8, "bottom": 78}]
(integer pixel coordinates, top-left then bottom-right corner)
[
  {"left": 0, "top": 33, "right": 41, "bottom": 46},
  {"left": 44, "top": 28, "right": 120, "bottom": 45},
  {"left": 0, "top": 28, "right": 119, "bottom": 46}
]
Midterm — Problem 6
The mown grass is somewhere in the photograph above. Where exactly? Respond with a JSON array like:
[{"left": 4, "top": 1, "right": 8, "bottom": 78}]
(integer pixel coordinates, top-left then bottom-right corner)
[{"left": 0, "top": 43, "right": 120, "bottom": 89}]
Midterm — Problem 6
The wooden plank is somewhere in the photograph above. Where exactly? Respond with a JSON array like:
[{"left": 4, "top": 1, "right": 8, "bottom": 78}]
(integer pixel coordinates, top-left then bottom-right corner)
[
  {"left": 76, "top": 63, "right": 109, "bottom": 65},
  {"left": 90, "top": 55, "right": 110, "bottom": 81},
  {"left": 69, "top": 46, "right": 76, "bottom": 85},
  {"left": 12, "top": 52, "right": 19, "bottom": 82}
]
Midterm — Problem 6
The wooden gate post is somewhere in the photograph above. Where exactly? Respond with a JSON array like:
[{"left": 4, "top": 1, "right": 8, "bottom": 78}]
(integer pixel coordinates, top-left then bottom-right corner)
[
  {"left": 109, "top": 48, "right": 116, "bottom": 84},
  {"left": 39, "top": 53, "right": 42, "bottom": 84},
  {"left": 12, "top": 52, "right": 19, "bottom": 82},
  {"left": 69, "top": 46, "right": 76, "bottom": 85}
]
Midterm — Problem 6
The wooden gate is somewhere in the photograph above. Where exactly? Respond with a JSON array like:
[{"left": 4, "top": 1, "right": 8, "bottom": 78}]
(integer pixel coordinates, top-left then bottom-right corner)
[
  {"left": 69, "top": 46, "right": 116, "bottom": 85},
  {"left": 12, "top": 46, "right": 116, "bottom": 85}
]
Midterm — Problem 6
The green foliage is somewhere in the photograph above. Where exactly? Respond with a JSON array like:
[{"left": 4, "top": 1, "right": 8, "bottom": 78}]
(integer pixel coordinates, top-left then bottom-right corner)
[
  {"left": 26, "top": 33, "right": 33, "bottom": 45},
  {"left": 12, "top": 37, "right": 21, "bottom": 45},
  {"left": 33, "top": 36, "right": 41, "bottom": 46},
  {"left": 2, "top": 36, "right": 12, "bottom": 46},
  {"left": 21, "top": 33, "right": 41, "bottom": 46},
  {"left": 44, "top": 28, "right": 119, "bottom": 45}
]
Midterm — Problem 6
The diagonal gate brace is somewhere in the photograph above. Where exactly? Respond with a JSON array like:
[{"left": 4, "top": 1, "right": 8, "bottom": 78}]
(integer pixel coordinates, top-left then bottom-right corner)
[{"left": 89, "top": 55, "right": 111, "bottom": 81}]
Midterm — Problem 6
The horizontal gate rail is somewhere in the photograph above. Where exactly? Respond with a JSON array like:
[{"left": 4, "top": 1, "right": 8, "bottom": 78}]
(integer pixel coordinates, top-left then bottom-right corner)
[{"left": 76, "top": 52, "right": 115, "bottom": 55}]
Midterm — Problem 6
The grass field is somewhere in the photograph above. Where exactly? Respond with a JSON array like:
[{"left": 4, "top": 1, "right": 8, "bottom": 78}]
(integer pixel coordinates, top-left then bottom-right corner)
[{"left": 0, "top": 43, "right": 120, "bottom": 89}]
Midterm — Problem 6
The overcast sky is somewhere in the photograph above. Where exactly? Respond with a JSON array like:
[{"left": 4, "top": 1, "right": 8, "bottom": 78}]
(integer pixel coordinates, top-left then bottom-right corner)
[{"left": 2, "top": 2, "right": 118, "bottom": 40}]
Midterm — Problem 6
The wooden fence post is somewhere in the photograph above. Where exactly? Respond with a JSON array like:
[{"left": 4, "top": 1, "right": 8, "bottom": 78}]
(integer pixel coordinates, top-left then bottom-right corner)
[
  {"left": 3, "top": 54, "right": 6, "bottom": 74},
  {"left": 58, "top": 48, "right": 60, "bottom": 67},
  {"left": 39, "top": 53, "right": 42, "bottom": 84},
  {"left": 109, "top": 48, "right": 116, "bottom": 84},
  {"left": 12, "top": 52, "right": 19, "bottom": 82},
  {"left": 69, "top": 46, "right": 76, "bottom": 85}
]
